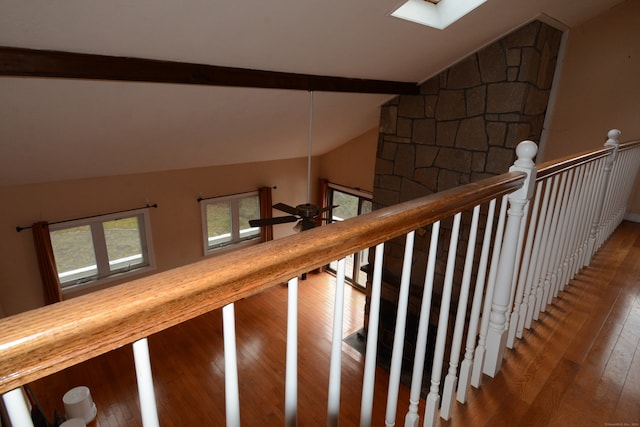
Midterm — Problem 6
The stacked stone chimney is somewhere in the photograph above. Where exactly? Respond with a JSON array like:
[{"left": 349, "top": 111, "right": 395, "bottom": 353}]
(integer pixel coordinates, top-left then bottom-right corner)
[{"left": 368, "top": 20, "right": 563, "bottom": 369}]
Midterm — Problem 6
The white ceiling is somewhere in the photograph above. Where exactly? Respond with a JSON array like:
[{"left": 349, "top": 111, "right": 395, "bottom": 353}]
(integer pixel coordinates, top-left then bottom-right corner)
[{"left": 0, "top": 0, "right": 624, "bottom": 186}]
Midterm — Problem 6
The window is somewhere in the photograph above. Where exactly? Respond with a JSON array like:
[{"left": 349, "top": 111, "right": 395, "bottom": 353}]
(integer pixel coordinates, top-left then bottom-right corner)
[
  {"left": 200, "top": 191, "right": 261, "bottom": 254},
  {"left": 49, "top": 208, "right": 155, "bottom": 291},
  {"left": 326, "top": 184, "right": 372, "bottom": 289}
]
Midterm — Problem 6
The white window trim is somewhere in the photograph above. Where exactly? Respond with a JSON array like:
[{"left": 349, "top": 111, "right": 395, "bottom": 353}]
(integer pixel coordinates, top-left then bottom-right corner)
[
  {"left": 327, "top": 182, "right": 372, "bottom": 200},
  {"left": 200, "top": 191, "right": 261, "bottom": 256},
  {"left": 326, "top": 183, "right": 372, "bottom": 289},
  {"left": 50, "top": 207, "right": 155, "bottom": 294}
]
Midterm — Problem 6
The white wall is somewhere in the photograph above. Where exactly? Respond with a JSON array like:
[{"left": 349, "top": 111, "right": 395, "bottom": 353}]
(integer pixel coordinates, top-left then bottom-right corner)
[
  {"left": 318, "top": 127, "right": 378, "bottom": 193},
  {"left": 0, "top": 157, "right": 310, "bottom": 316},
  {"left": 544, "top": 0, "right": 640, "bottom": 215},
  {"left": 0, "top": 127, "right": 377, "bottom": 317}
]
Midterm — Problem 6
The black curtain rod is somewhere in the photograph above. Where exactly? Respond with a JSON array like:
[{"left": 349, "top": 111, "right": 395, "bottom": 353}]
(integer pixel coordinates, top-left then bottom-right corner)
[
  {"left": 196, "top": 187, "right": 276, "bottom": 202},
  {"left": 327, "top": 181, "right": 370, "bottom": 194},
  {"left": 16, "top": 203, "right": 158, "bottom": 232}
]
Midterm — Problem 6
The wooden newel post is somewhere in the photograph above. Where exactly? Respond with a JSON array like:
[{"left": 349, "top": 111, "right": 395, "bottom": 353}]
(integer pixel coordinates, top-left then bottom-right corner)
[
  {"left": 586, "top": 129, "right": 621, "bottom": 264},
  {"left": 483, "top": 140, "right": 537, "bottom": 377}
]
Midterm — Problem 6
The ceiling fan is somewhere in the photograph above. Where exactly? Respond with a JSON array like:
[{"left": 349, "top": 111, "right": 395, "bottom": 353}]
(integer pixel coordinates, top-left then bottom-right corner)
[
  {"left": 249, "top": 91, "right": 335, "bottom": 232},
  {"left": 249, "top": 201, "right": 334, "bottom": 232}
]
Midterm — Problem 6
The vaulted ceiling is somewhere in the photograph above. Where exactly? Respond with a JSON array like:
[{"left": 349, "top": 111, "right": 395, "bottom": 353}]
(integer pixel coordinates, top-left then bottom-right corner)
[{"left": 0, "top": 0, "right": 624, "bottom": 186}]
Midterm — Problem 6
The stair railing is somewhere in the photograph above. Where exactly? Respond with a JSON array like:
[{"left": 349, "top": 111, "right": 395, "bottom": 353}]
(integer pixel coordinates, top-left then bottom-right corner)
[
  {"left": 505, "top": 130, "right": 640, "bottom": 355},
  {"left": 1, "top": 131, "right": 638, "bottom": 427}
]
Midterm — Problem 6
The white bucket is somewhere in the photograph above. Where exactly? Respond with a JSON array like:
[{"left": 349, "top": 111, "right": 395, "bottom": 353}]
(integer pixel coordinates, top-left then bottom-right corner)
[{"left": 63, "top": 386, "right": 96, "bottom": 424}]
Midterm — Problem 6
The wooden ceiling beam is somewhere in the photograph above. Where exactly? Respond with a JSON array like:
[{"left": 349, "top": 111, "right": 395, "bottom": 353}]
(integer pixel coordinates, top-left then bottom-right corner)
[{"left": 0, "top": 46, "right": 420, "bottom": 95}]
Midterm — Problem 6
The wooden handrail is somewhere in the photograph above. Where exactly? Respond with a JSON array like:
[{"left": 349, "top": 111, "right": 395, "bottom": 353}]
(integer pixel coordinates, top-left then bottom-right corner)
[
  {"left": 536, "top": 146, "right": 613, "bottom": 180},
  {"left": 619, "top": 139, "right": 640, "bottom": 151},
  {"left": 0, "top": 171, "right": 525, "bottom": 394},
  {"left": 536, "top": 138, "right": 640, "bottom": 180}
]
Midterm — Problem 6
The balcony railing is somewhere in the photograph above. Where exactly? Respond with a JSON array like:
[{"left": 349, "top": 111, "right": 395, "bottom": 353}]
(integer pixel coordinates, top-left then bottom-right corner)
[{"left": 1, "top": 130, "right": 639, "bottom": 427}]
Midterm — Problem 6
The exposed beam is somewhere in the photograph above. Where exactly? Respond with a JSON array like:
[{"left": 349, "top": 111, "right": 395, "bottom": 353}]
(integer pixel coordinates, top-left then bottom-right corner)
[{"left": 0, "top": 46, "right": 420, "bottom": 95}]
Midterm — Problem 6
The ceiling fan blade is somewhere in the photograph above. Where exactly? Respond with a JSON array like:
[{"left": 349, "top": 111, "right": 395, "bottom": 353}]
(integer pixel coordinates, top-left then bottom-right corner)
[
  {"left": 273, "top": 202, "right": 299, "bottom": 216},
  {"left": 249, "top": 216, "right": 298, "bottom": 227}
]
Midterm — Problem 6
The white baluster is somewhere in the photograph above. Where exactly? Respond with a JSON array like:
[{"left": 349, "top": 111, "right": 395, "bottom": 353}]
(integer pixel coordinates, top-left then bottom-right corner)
[
  {"left": 327, "top": 258, "right": 347, "bottom": 427},
  {"left": 614, "top": 150, "right": 633, "bottom": 223},
  {"left": 404, "top": 222, "right": 440, "bottom": 427},
  {"left": 586, "top": 129, "right": 620, "bottom": 262},
  {"left": 525, "top": 177, "right": 554, "bottom": 329},
  {"left": 533, "top": 175, "right": 560, "bottom": 320},
  {"left": 580, "top": 157, "right": 609, "bottom": 251},
  {"left": 361, "top": 243, "right": 385, "bottom": 427},
  {"left": 603, "top": 131, "right": 626, "bottom": 235},
  {"left": 506, "top": 199, "right": 530, "bottom": 349},
  {"left": 542, "top": 171, "right": 569, "bottom": 306},
  {"left": 423, "top": 213, "right": 461, "bottom": 427},
  {"left": 610, "top": 149, "right": 636, "bottom": 229},
  {"left": 549, "top": 170, "right": 575, "bottom": 300},
  {"left": 385, "top": 231, "right": 415, "bottom": 427},
  {"left": 458, "top": 199, "right": 496, "bottom": 402},
  {"left": 608, "top": 146, "right": 640, "bottom": 234},
  {"left": 133, "top": 338, "right": 160, "bottom": 427},
  {"left": 285, "top": 277, "right": 299, "bottom": 427},
  {"left": 222, "top": 304, "right": 241, "bottom": 427},
  {"left": 471, "top": 195, "right": 507, "bottom": 388},
  {"left": 573, "top": 159, "right": 605, "bottom": 274},
  {"left": 538, "top": 174, "right": 561, "bottom": 313},
  {"left": 603, "top": 148, "right": 623, "bottom": 239},
  {"left": 600, "top": 163, "right": 620, "bottom": 237},
  {"left": 596, "top": 156, "right": 611, "bottom": 233},
  {"left": 565, "top": 162, "right": 593, "bottom": 282},
  {"left": 580, "top": 161, "right": 599, "bottom": 263},
  {"left": 514, "top": 182, "right": 541, "bottom": 339},
  {"left": 618, "top": 148, "right": 638, "bottom": 218},
  {"left": 2, "top": 388, "right": 34, "bottom": 427},
  {"left": 483, "top": 141, "right": 537, "bottom": 377},
  {"left": 559, "top": 166, "right": 586, "bottom": 289},
  {"left": 441, "top": 206, "right": 480, "bottom": 420}
]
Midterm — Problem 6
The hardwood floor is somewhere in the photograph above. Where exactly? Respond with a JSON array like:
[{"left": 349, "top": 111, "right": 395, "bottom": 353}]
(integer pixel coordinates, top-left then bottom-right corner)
[
  {"left": 27, "top": 221, "right": 640, "bottom": 426},
  {"left": 440, "top": 220, "right": 640, "bottom": 427},
  {"left": 28, "top": 274, "right": 408, "bottom": 426}
]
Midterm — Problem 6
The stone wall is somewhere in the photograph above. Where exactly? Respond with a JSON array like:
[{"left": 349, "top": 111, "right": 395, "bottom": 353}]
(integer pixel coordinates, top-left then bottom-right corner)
[{"left": 368, "top": 20, "right": 563, "bottom": 365}]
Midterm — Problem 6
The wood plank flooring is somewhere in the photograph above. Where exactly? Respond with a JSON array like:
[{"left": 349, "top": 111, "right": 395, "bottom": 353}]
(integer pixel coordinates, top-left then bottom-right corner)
[
  {"left": 440, "top": 220, "right": 640, "bottom": 427},
  {"left": 28, "top": 275, "right": 409, "bottom": 426},
  {"left": 27, "top": 221, "right": 640, "bottom": 426}
]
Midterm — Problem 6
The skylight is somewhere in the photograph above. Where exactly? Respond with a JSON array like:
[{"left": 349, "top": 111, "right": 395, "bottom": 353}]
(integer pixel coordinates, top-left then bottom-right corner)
[{"left": 391, "top": 0, "right": 487, "bottom": 30}]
